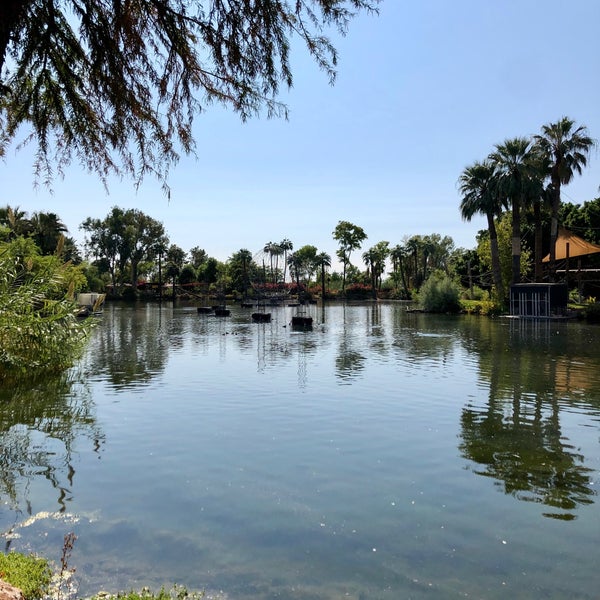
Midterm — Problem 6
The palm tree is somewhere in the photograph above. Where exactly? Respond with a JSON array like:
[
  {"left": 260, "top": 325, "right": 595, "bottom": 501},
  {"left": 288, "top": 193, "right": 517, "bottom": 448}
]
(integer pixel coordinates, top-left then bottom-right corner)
[
  {"left": 489, "top": 137, "right": 538, "bottom": 285},
  {"left": 271, "top": 243, "right": 283, "bottom": 283},
  {"left": 362, "top": 247, "right": 377, "bottom": 297},
  {"left": 30, "top": 211, "right": 69, "bottom": 255},
  {"left": 533, "top": 117, "right": 595, "bottom": 278},
  {"left": 0, "top": 205, "right": 32, "bottom": 238},
  {"left": 279, "top": 239, "right": 293, "bottom": 282},
  {"left": 390, "top": 244, "right": 410, "bottom": 298},
  {"left": 315, "top": 251, "right": 331, "bottom": 299},
  {"left": 458, "top": 160, "right": 506, "bottom": 299},
  {"left": 287, "top": 252, "right": 302, "bottom": 288}
]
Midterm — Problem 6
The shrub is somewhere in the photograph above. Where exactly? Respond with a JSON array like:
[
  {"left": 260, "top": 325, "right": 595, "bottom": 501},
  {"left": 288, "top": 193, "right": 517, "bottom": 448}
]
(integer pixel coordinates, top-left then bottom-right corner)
[
  {"left": 89, "top": 586, "right": 204, "bottom": 600},
  {"left": 344, "top": 283, "right": 373, "bottom": 299},
  {"left": 0, "top": 552, "right": 51, "bottom": 600},
  {"left": 0, "top": 240, "right": 92, "bottom": 378},
  {"left": 460, "top": 299, "right": 502, "bottom": 316},
  {"left": 419, "top": 275, "right": 461, "bottom": 313},
  {"left": 460, "top": 285, "right": 487, "bottom": 301}
]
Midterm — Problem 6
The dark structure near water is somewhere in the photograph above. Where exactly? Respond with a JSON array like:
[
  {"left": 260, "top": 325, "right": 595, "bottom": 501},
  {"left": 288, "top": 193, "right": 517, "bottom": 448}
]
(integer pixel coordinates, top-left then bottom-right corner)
[{"left": 509, "top": 283, "right": 568, "bottom": 318}]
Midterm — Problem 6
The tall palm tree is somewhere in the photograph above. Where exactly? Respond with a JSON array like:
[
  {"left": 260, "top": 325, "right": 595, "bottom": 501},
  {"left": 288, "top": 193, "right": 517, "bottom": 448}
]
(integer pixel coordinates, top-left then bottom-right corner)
[
  {"left": 458, "top": 160, "right": 506, "bottom": 299},
  {"left": 390, "top": 244, "right": 409, "bottom": 298},
  {"left": 533, "top": 117, "right": 595, "bottom": 277},
  {"left": 271, "top": 243, "right": 283, "bottom": 284},
  {"left": 263, "top": 241, "right": 275, "bottom": 283},
  {"left": 489, "top": 137, "right": 538, "bottom": 285},
  {"left": 279, "top": 238, "right": 293, "bottom": 283},
  {"left": 315, "top": 251, "right": 331, "bottom": 299},
  {"left": 362, "top": 247, "right": 377, "bottom": 297},
  {"left": 30, "top": 211, "right": 69, "bottom": 255}
]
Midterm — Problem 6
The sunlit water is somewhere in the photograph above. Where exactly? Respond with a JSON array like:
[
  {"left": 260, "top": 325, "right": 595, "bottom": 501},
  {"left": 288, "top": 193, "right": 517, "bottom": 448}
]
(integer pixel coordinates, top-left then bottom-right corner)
[{"left": 1, "top": 302, "right": 600, "bottom": 599}]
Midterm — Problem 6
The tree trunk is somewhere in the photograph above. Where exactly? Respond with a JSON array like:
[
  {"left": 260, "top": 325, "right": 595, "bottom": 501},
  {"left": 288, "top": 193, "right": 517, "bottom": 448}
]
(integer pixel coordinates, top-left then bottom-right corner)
[
  {"left": 533, "top": 200, "right": 543, "bottom": 282},
  {"left": 511, "top": 197, "right": 521, "bottom": 285},
  {"left": 549, "top": 177, "right": 561, "bottom": 282},
  {"left": 487, "top": 212, "right": 504, "bottom": 301}
]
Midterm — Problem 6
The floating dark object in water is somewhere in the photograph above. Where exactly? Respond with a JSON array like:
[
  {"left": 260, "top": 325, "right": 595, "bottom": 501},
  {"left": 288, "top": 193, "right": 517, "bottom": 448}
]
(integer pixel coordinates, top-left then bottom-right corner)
[
  {"left": 291, "top": 315, "right": 313, "bottom": 330},
  {"left": 197, "top": 306, "right": 213, "bottom": 314},
  {"left": 214, "top": 307, "right": 230, "bottom": 317},
  {"left": 252, "top": 312, "right": 272, "bottom": 323},
  {"left": 241, "top": 302, "right": 254, "bottom": 308}
]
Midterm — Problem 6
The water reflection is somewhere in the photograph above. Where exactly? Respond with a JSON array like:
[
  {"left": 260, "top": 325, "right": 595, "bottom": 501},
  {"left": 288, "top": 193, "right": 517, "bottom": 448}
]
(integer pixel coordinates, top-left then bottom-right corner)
[
  {"left": 0, "top": 370, "right": 103, "bottom": 537},
  {"left": 86, "top": 303, "right": 169, "bottom": 389},
  {"left": 458, "top": 317, "right": 600, "bottom": 519},
  {"left": 2, "top": 304, "right": 600, "bottom": 598}
]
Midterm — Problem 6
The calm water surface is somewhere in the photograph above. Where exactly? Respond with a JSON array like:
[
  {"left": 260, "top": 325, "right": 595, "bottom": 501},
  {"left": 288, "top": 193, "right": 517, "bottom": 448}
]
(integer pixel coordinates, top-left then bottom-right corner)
[{"left": 1, "top": 302, "right": 600, "bottom": 599}]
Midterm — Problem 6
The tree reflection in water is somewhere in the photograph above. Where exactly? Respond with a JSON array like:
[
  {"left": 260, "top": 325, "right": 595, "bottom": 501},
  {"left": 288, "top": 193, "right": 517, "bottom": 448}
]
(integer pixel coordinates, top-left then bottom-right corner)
[
  {"left": 459, "top": 318, "right": 599, "bottom": 520},
  {"left": 0, "top": 369, "right": 103, "bottom": 542}
]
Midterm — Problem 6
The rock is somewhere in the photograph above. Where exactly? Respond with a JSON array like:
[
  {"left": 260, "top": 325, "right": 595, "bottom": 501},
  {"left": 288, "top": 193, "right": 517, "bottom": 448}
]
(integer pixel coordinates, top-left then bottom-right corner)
[{"left": 0, "top": 580, "right": 24, "bottom": 600}]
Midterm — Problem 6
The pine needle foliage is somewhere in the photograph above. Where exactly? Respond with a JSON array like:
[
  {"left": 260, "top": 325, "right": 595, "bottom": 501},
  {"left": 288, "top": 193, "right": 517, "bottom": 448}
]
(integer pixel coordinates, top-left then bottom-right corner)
[{"left": 0, "top": 1, "right": 379, "bottom": 192}]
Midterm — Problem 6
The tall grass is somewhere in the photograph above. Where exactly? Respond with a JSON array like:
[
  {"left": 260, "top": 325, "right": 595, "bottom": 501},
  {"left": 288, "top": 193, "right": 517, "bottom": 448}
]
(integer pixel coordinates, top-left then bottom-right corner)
[{"left": 0, "top": 240, "right": 92, "bottom": 380}]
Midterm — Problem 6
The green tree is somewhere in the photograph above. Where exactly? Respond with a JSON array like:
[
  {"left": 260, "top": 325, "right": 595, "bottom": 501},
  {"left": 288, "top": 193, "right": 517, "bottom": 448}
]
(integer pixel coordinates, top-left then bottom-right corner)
[
  {"left": 389, "top": 244, "right": 410, "bottom": 298},
  {"left": 333, "top": 220, "right": 367, "bottom": 294},
  {"left": 477, "top": 212, "right": 532, "bottom": 290},
  {"left": 533, "top": 117, "right": 595, "bottom": 277},
  {"left": 315, "top": 251, "right": 331, "bottom": 297},
  {"left": 123, "top": 210, "right": 168, "bottom": 288},
  {"left": 562, "top": 198, "right": 600, "bottom": 245},
  {"left": 263, "top": 241, "right": 276, "bottom": 283},
  {"left": 489, "top": 137, "right": 539, "bottom": 285},
  {"left": 199, "top": 257, "right": 220, "bottom": 285},
  {"left": 178, "top": 264, "right": 197, "bottom": 286},
  {"left": 81, "top": 207, "right": 168, "bottom": 292},
  {"left": 458, "top": 160, "right": 506, "bottom": 299},
  {"left": 228, "top": 248, "right": 257, "bottom": 295},
  {"left": 29, "top": 211, "right": 68, "bottom": 255},
  {"left": 81, "top": 207, "right": 126, "bottom": 291},
  {"left": 189, "top": 247, "right": 208, "bottom": 270},
  {"left": 279, "top": 238, "right": 294, "bottom": 283},
  {"left": 0, "top": 1, "right": 378, "bottom": 189},
  {"left": 362, "top": 241, "right": 389, "bottom": 297},
  {"left": 290, "top": 245, "right": 318, "bottom": 285}
]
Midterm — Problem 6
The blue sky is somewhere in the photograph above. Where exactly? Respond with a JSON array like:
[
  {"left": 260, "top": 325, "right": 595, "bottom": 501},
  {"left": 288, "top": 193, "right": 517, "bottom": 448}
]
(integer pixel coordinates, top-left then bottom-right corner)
[{"left": 2, "top": 0, "right": 599, "bottom": 271}]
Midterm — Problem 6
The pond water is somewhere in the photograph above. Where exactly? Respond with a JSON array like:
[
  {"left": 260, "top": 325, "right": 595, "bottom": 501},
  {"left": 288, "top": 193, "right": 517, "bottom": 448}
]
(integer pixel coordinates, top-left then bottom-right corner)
[{"left": 1, "top": 302, "right": 600, "bottom": 599}]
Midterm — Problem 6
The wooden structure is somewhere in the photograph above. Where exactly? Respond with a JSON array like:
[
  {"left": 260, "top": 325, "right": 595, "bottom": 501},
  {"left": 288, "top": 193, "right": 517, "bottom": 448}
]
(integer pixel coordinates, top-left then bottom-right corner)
[{"left": 509, "top": 283, "right": 568, "bottom": 318}]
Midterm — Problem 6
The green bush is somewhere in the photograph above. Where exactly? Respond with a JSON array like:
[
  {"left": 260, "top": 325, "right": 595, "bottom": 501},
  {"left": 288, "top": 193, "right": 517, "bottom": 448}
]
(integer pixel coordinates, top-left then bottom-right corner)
[
  {"left": 344, "top": 283, "right": 373, "bottom": 299},
  {"left": 89, "top": 586, "right": 204, "bottom": 600},
  {"left": 0, "top": 240, "right": 92, "bottom": 379},
  {"left": 460, "top": 299, "right": 502, "bottom": 316},
  {"left": 0, "top": 552, "right": 51, "bottom": 600},
  {"left": 419, "top": 275, "right": 461, "bottom": 313},
  {"left": 460, "top": 285, "right": 487, "bottom": 301}
]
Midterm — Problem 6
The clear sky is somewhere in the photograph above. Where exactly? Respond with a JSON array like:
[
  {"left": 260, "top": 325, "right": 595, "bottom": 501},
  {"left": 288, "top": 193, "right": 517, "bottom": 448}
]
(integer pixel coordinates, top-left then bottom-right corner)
[{"left": 2, "top": 0, "right": 599, "bottom": 271}]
